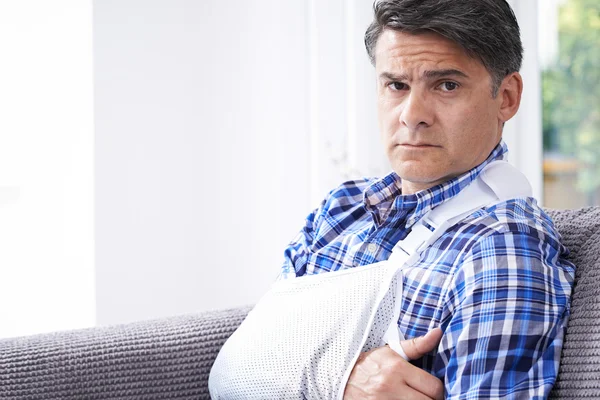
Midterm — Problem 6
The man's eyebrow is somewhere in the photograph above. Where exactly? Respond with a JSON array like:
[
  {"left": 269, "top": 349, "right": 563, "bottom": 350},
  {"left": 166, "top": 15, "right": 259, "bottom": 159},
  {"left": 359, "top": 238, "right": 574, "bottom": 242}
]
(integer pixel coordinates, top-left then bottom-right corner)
[
  {"left": 379, "top": 72, "right": 408, "bottom": 81},
  {"left": 422, "top": 69, "right": 469, "bottom": 80},
  {"left": 378, "top": 69, "right": 469, "bottom": 82}
]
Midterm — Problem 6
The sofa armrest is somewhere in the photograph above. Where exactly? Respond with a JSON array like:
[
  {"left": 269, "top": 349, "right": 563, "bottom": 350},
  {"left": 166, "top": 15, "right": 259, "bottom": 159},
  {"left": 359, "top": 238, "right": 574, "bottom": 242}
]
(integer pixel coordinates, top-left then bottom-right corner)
[{"left": 0, "top": 307, "right": 250, "bottom": 400}]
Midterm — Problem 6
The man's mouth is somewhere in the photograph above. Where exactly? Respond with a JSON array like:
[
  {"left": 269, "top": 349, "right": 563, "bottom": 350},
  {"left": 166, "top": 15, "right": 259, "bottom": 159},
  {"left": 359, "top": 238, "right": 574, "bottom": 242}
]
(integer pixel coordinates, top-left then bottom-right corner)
[{"left": 398, "top": 143, "right": 439, "bottom": 148}]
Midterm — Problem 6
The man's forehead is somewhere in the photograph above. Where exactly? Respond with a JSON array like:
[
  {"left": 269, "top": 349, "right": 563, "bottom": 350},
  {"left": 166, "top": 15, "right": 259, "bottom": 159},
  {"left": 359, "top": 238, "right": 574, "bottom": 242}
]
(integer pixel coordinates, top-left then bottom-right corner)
[{"left": 374, "top": 29, "right": 480, "bottom": 72}]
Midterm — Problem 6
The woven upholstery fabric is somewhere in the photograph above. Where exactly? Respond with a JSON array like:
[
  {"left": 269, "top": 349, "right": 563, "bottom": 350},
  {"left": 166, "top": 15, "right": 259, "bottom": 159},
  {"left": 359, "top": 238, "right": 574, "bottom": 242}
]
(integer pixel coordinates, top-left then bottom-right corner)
[
  {"left": 546, "top": 207, "right": 600, "bottom": 399},
  {"left": 0, "top": 307, "right": 250, "bottom": 399}
]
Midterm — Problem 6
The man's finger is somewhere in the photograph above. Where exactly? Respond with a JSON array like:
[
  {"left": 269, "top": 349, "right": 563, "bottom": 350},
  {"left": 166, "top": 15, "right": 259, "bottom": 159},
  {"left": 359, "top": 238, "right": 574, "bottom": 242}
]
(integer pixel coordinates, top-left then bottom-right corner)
[
  {"left": 404, "top": 366, "right": 445, "bottom": 400},
  {"left": 399, "top": 327, "right": 443, "bottom": 360}
]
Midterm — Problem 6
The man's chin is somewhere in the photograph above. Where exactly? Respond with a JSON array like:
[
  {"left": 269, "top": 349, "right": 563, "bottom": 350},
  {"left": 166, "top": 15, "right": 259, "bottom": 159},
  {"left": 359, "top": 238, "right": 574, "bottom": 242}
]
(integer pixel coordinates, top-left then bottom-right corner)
[
  {"left": 393, "top": 165, "right": 444, "bottom": 184},
  {"left": 393, "top": 168, "right": 452, "bottom": 193}
]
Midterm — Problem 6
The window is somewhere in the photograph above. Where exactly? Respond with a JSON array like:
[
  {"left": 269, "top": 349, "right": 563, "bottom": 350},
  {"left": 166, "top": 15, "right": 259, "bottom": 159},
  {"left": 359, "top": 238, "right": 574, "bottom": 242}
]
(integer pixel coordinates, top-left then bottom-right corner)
[{"left": 541, "top": 0, "right": 600, "bottom": 208}]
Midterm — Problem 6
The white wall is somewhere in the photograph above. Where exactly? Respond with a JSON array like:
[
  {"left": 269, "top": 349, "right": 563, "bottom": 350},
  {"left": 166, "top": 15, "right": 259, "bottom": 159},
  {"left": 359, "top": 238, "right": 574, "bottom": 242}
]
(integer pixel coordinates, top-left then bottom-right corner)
[
  {"left": 95, "top": 0, "right": 309, "bottom": 325},
  {"left": 94, "top": 0, "right": 386, "bottom": 325},
  {"left": 307, "top": 0, "right": 389, "bottom": 206},
  {"left": 0, "top": 1, "right": 95, "bottom": 338},
  {"left": 504, "top": 0, "right": 543, "bottom": 203}
]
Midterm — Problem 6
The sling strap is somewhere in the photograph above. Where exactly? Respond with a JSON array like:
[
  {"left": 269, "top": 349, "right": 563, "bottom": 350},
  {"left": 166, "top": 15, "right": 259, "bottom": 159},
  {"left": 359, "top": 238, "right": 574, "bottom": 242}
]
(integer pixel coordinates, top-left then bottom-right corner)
[{"left": 383, "top": 160, "right": 532, "bottom": 357}]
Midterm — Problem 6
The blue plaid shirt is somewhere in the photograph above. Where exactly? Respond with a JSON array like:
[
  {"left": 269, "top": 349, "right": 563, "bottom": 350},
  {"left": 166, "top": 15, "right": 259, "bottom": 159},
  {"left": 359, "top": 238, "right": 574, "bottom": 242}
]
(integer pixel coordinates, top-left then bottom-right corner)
[{"left": 281, "top": 141, "right": 575, "bottom": 399}]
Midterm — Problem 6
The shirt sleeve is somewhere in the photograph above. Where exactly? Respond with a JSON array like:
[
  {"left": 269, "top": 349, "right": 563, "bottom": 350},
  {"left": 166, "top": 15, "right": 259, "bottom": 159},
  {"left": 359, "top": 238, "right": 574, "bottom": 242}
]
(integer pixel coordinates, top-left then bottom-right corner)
[
  {"left": 436, "top": 230, "right": 575, "bottom": 399},
  {"left": 280, "top": 197, "right": 327, "bottom": 279}
]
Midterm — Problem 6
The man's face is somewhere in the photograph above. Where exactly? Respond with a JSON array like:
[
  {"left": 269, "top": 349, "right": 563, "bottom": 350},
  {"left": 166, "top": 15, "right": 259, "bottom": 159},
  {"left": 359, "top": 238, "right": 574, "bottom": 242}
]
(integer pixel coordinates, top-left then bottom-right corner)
[{"left": 375, "top": 29, "right": 510, "bottom": 194}]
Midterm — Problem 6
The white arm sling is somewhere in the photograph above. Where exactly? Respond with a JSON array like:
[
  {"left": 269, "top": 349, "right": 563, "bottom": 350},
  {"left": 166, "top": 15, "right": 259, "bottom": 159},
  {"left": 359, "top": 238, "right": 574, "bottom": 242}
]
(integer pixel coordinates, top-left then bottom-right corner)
[{"left": 209, "top": 161, "right": 532, "bottom": 400}]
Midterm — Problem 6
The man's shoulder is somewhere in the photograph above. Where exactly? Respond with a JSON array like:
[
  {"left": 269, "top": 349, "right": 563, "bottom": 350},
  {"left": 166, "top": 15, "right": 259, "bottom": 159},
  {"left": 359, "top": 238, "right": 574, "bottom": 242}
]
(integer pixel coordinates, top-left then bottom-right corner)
[
  {"left": 464, "top": 197, "right": 564, "bottom": 249},
  {"left": 449, "top": 197, "right": 576, "bottom": 302},
  {"left": 487, "top": 197, "right": 557, "bottom": 233}
]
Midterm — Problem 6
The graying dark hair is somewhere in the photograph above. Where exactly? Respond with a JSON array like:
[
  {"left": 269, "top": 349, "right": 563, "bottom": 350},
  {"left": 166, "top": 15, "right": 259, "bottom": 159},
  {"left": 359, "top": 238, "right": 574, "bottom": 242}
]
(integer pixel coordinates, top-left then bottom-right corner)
[{"left": 365, "top": 0, "right": 523, "bottom": 97}]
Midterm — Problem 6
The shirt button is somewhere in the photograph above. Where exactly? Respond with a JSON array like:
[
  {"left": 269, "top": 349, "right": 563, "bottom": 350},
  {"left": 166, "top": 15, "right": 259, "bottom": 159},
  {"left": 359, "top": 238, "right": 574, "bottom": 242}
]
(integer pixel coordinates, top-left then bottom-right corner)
[{"left": 367, "top": 243, "right": 377, "bottom": 253}]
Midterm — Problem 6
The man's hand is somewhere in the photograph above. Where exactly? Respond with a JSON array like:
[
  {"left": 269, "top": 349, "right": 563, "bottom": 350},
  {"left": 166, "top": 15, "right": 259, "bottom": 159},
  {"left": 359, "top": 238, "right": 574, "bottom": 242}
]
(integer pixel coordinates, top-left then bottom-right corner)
[{"left": 343, "top": 328, "right": 444, "bottom": 400}]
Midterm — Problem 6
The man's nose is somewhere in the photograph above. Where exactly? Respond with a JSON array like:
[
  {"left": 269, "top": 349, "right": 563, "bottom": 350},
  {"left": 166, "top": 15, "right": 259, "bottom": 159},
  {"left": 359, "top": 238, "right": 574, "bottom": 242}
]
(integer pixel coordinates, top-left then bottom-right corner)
[{"left": 399, "top": 92, "right": 433, "bottom": 130}]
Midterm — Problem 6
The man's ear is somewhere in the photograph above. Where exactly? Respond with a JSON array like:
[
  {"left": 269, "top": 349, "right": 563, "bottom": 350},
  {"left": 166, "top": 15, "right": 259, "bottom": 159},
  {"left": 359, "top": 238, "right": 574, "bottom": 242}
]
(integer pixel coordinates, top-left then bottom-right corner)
[{"left": 497, "top": 72, "right": 523, "bottom": 123}]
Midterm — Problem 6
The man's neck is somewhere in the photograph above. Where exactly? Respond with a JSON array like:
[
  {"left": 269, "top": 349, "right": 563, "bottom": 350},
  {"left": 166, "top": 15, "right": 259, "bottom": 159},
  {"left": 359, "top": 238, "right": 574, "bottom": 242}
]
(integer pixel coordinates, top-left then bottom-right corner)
[{"left": 401, "top": 177, "right": 450, "bottom": 195}]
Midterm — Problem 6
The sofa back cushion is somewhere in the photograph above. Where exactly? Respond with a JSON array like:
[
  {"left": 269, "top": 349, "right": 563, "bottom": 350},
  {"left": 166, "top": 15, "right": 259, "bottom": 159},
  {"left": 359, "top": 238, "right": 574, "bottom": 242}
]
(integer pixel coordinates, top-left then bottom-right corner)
[{"left": 546, "top": 207, "right": 600, "bottom": 399}]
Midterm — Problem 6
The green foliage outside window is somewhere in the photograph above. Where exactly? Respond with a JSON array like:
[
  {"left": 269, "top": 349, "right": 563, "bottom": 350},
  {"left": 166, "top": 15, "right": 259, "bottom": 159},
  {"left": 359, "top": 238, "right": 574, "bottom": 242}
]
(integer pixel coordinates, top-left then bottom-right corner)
[{"left": 542, "top": 0, "right": 600, "bottom": 198}]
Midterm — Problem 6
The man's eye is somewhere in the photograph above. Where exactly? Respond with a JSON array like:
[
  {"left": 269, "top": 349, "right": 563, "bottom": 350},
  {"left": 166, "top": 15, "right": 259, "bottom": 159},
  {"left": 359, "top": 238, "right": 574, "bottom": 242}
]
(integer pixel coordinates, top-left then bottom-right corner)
[
  {"left": 439, "top": 81, "right": 459, "bottom": 92},
  {"left": 388, "top": 82, "right": 407, "bottom": 91}
]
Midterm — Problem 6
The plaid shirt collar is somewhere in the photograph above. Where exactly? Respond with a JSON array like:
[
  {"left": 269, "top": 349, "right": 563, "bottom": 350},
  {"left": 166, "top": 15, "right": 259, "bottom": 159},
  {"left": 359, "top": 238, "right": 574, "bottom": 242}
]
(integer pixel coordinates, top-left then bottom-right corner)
[{"left": 363, "top": 140, "right": 509, "bottom": 229}]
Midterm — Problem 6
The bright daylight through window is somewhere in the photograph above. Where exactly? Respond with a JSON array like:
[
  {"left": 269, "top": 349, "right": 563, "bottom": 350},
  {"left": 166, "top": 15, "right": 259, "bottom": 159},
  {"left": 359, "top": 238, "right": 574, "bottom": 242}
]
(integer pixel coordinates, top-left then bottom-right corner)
[{"left": 542, "top": 0, "right": 600, "bottom": 208}]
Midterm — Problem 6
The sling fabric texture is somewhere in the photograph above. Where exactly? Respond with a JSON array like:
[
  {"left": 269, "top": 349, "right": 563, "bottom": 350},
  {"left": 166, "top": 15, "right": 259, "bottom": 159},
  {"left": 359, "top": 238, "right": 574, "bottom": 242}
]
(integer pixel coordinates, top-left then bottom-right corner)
[
  {"left": 209, "top": 261, "right": 400, "bottom": 399},
  {"left": 0, "top": 208, "right": 599, "bottom": 399}
]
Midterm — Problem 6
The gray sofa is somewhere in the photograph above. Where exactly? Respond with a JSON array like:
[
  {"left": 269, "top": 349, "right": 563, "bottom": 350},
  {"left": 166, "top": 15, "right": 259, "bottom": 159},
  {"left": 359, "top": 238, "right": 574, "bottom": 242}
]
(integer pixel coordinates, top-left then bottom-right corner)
[{"left": 1, "top": 208, "right": 599, "bottom": 399}]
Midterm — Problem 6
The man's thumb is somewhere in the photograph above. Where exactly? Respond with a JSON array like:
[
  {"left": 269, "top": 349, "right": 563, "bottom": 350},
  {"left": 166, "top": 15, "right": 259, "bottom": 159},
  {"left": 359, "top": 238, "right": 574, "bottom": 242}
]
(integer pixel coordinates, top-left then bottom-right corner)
[{"left": 399, "top": 327, "right": 443, "bottom": 360}]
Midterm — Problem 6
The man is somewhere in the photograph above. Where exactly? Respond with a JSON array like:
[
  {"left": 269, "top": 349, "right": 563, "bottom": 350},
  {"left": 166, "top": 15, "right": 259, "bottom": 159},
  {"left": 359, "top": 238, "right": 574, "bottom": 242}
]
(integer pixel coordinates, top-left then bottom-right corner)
[{"left": 281, "top": 0, "right": 575, "bottom": 398}]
